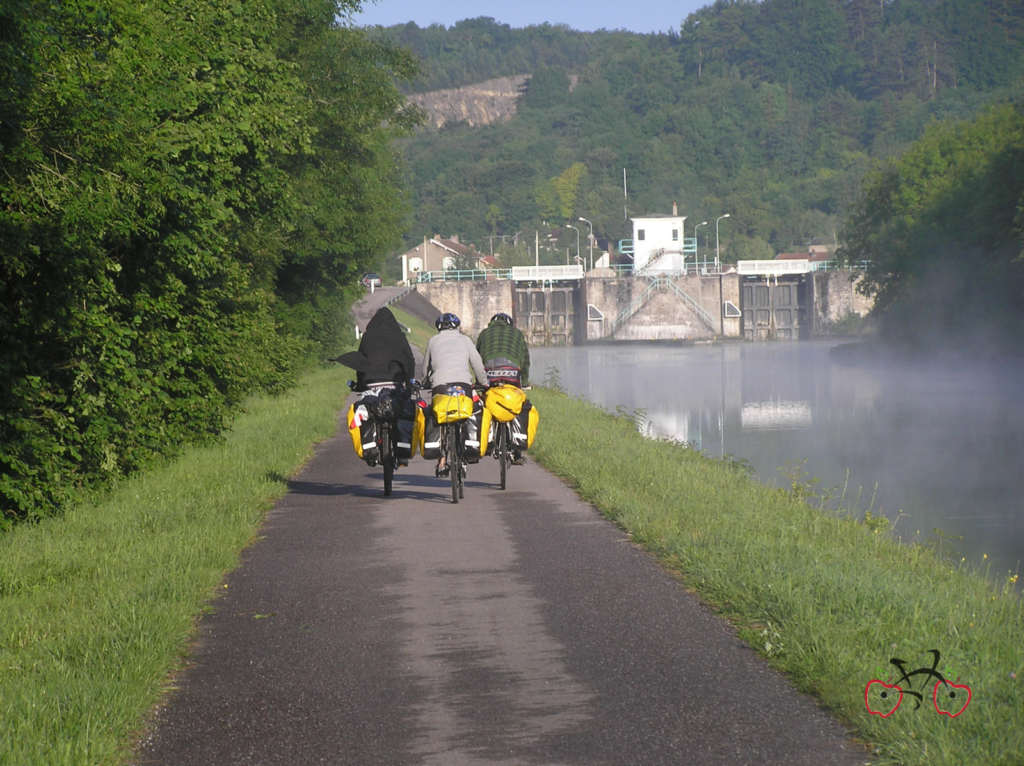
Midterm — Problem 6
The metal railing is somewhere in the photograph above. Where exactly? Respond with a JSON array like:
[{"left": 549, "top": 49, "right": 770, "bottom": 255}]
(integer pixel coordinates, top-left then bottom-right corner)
[
  {"left": 607, "top": 276, "right": 715, "bottom": 337},
  {"left": 736, "top": 259, "right": 871, "bottom": 276},
  {"left": 410, "top": 260, "right": 868, "bottom": 284},
  {"left": 510, "top": 264, "right": 585, "bottom": 282},
  {"left": 413, "top": 268, "right": 511, "bottom": 283},
  {"left": 658, "top": 278, "right": 716, "bottom": 329}
]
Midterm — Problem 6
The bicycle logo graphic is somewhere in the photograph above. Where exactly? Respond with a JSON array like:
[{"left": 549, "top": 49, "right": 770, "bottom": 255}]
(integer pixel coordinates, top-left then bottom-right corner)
[{"left": 864, "top": 649, "right": 971, "bottom": 718}]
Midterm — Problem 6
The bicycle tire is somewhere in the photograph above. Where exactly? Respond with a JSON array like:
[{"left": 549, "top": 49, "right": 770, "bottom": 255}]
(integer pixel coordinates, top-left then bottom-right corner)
[
  {"left": 498, "top": 423, "right": 509, "bottom": 490},
  {"left": 448, "top": 424, "right": 460, "bottom": 504},
  {"left": 380, "top": 423, "right": 393, "bottom": 496},
  {"left": 458, "top": 421, "right": 466, "bottom": 499},
  {"left": 457, "top": 422, "right": 466, "bottom": 499}
]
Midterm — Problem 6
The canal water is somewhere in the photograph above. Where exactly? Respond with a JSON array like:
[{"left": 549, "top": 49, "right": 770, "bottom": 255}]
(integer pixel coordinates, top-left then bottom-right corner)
[{"left": 531, "top": 340, "right": 1024, "bottom": 580}]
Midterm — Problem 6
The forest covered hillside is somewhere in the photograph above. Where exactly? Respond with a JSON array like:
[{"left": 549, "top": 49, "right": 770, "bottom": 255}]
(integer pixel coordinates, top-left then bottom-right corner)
[{"left": 366, "top": 0, "right": 1023, "bottom": 265}]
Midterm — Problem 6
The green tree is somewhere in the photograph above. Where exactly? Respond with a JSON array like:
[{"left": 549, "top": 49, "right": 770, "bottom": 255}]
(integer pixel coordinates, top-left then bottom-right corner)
[
  {"left": 840, "top": 103, "right": 1024, "bottom": 345},
  {"left": 520, "top": 66, "right": 570, "bottom": 109},
  {"left": 0, "top": 0, "right": 418, "bottom": 522}
]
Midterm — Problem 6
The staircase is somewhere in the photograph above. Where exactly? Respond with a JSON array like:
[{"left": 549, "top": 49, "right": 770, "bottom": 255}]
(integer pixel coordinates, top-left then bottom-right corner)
[{"left": 607, "top": 277, "right": 716, "bottom": 338}]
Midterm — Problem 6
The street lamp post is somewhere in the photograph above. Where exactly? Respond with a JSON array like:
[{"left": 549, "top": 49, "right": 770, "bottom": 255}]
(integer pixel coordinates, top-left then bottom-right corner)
[
  {"left": 578, "top": 217, "right": 594, "bottom": 271},
  {"left": 715, "top": 214, "right": 731, "bottom": 270},
  {"left": 566, "top": 224, "right": 581, "bottom": 270},
  {"left": 694, "top": 221, "right": 708, "bottom": 272}
]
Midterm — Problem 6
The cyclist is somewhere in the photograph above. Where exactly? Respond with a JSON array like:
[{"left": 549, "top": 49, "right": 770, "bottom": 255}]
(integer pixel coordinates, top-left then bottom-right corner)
[
  {"left": 476, "top": 311, "right": 530, "bottom": 463},
  {"left": 475, "top": 312, "right": 530, "bottom": 388},
  {"left": 421, "top": 312, "right": 488, "bottom": 475},
  {"left": 347, "top": 307, "right": 416, "bottom": 389},
  {"left": 337, "top": 307, "right": 417, "bottom": 466}
]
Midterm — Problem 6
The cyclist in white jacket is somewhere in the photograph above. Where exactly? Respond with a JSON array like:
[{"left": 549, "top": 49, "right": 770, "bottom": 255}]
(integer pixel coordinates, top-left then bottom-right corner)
[
  {"left": 421, "top": 313, "right": 488, "bottom": 475},
  {"left": 422, "top": 313, "right": 488, "bottom": 393}
]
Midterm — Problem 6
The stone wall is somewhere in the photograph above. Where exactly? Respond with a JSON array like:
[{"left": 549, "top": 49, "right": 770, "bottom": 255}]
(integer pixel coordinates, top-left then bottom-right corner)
[
  {"left": 583, "top": 274, "right": 740, "bottom": 341},
  {"left": 414, "top": 271, "right": 863, "bottom": 344},
  {"left": 809, "top": 270, "right": 874, "bottom": 334},
  {"left": 414, "top": 281, "right": 513, "bottom": 339}
]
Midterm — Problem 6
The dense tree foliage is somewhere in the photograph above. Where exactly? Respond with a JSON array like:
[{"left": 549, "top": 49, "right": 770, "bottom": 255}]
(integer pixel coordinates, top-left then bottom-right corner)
[
  {"left": 0, "top": 0, "right": 419, "bottom": 522},
  {"left": 368, "top": 18, "right": 639, "bottom": 92},
  {"left": 375, "top": 2, "right": 1022, "bottom": 271},
  {"left": 840, "top": 103, "right": 1024, "bottom": 348}
]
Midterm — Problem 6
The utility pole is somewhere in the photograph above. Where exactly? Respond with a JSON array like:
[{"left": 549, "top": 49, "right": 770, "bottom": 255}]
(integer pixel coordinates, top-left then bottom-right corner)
[{"left": 623, "top": 168, "right": 628, "bottom": 221}]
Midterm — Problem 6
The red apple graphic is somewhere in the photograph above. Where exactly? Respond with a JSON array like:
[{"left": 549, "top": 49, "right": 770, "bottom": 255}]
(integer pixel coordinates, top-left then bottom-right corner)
[
  {"left": 933, "top": 680, "right": 971, "bottom": 717},
  {"left": 864, "top": 680, "right": 903, "bottom": 717}
]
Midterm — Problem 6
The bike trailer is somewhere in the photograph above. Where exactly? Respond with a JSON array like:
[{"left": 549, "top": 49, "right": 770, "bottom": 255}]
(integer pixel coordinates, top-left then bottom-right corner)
[{"left": 484, "top": 384, "right": 526, "bottom": 423}]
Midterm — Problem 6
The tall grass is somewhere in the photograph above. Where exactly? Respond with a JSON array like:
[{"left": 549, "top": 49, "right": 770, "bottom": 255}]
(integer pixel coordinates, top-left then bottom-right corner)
[
  {"left": 528, "top": 386, "right": 1023, "bottom": 766},
  {"left": 0, "top": 366, "right": 350, "bottom": 766}
]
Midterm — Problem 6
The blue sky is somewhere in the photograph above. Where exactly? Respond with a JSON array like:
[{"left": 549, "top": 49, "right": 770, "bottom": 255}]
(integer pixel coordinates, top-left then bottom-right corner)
[{"left": 347, "top": 0, "right": 709, "bottom": 35}]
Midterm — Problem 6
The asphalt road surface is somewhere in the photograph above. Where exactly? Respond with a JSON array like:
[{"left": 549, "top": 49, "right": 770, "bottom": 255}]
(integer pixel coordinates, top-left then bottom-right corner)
[{"left": 133, "top": 412, "right": 870, "bottom": 766}]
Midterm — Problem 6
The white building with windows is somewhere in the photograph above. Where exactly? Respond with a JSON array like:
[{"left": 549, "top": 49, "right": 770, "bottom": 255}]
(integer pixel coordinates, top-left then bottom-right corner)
[{"left": 630, "top": 203, "right": 696, "bottom": 274}]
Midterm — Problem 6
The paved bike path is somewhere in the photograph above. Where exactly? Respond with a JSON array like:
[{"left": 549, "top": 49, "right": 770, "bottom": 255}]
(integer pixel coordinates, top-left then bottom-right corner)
[{"left": 133, "top": 414, "right": 870, "bottom": 765}]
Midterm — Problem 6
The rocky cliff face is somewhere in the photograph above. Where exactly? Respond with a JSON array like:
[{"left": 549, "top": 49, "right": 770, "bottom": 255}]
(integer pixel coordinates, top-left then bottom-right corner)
[{"left": 407, "top": 75, "right": 529, "bottom": 128}]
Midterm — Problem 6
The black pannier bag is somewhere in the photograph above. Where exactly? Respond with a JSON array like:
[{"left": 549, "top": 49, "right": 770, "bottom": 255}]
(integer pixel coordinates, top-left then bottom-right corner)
[
  {"left": 421, "top": 408, "right": 442, "bottom": 460},
  {"left": 357, "top": 385, "right": 397, "bottom": 466},
  {"left": 394, "top": 395, "right": 416, "bottom": 461},
  {"left": 510, "top": 400, "right": 534, "bottom": 452},
  {"left": 463, "top": 398, "right": 483, "bottom": 463}
]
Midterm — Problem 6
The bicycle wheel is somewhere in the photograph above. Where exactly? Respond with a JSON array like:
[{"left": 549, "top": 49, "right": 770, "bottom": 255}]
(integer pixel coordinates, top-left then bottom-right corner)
[
  {"left": 447, "top": 424, "right": 460, "bottom": 504},
  {"left": 457, "top": 430, "right": 465, "bottom": 500},
  {"left": 380, "top": 422, "right": 393, "bottom": 496},
  {"left": 497, "top": 423, "right": 509, "bottom": 490}
]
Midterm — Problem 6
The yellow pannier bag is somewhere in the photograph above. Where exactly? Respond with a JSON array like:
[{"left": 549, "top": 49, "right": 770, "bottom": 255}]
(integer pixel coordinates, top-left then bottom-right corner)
[
  {"left": 432, "top": 392, "right": 473, "bottom": 423},
  {"left": 412, "top": 403, "right": 426, "bottom": 456},
  {"left": 347, "top": 403, "right": 366, "bottom": 458},
  {"left": 479, "top": 409, "right": 491, "bottom": 455},
  {"left": 524, "top": 402, "right": 539, "bottom": 448},
  {"left": 484, "top": 384, "right": 525, "bottom": 423}
]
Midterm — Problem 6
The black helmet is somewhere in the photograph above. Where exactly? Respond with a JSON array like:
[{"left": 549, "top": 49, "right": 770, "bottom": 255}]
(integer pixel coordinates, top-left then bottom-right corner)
[
  {"left": 490, "top": 312, "right": 514, "bottom": 327},
  {"left": 435, "top": 312, "right": 461, "bottom": 331}
]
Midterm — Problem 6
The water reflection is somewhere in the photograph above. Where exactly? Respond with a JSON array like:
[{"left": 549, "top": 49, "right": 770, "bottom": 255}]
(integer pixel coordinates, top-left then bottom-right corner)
[{"left": 533, "top": 341, "right": 1024, "bottom": 579}]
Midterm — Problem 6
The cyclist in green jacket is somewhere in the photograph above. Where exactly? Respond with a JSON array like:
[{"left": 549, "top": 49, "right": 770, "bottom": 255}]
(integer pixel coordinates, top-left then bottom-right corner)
[
  {"left": 475, "top": 312, "right": 530, "bottom": 388},
  {"left": 476, "top": 312, "right": 530, "bottom": 464}
]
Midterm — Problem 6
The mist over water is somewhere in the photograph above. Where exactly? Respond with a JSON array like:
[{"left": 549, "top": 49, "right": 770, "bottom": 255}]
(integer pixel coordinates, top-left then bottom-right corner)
[{"left": 533, "top": 340, "right": 1024, "bottom": 579}]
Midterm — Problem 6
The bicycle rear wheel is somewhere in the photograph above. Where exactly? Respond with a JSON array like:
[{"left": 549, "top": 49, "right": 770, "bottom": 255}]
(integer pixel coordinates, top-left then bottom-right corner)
[
  {"left": 380, "top": 423, "right": 393, "bottom": 496},
  {"left": 447, "top": 425, "right": 460, "bottom": 504},
  {"left": 497, "top": 423, "right": 509, "bottom": 490}
]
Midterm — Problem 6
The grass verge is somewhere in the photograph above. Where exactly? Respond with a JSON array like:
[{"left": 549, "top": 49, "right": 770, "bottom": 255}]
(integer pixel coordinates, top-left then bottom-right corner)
[
  {"left": 527, "top": 385, "right": 1023, "bottom": 766},
  {"left": 390, "top": 304, "right": 435, "bottom": 353},
  {"left": 0, "top": 365, "right": 351, "bottom": 766}
]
